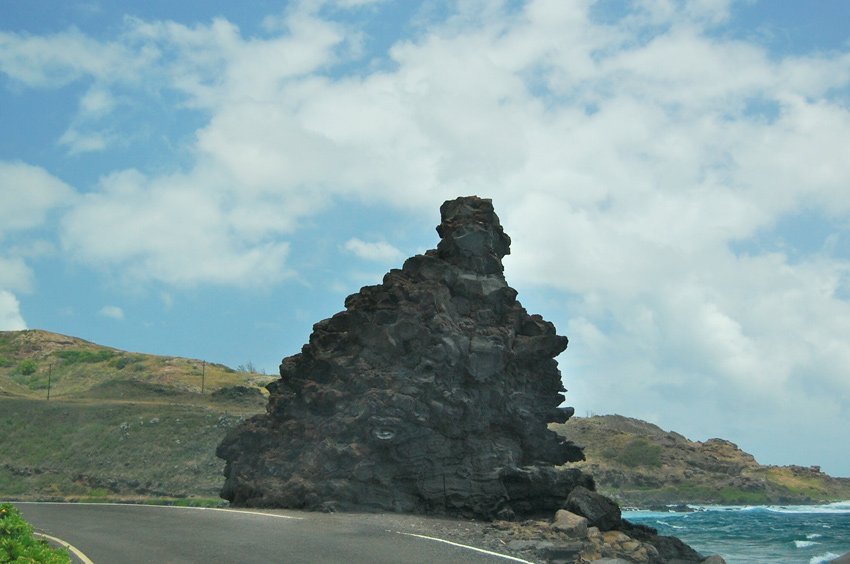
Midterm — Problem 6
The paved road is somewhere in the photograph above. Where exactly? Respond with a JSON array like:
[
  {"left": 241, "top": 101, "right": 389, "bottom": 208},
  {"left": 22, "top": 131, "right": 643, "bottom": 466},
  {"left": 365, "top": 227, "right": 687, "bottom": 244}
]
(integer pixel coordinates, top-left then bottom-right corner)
[{"left": 17, "top": 503, "right": 527, "bottom": 563}]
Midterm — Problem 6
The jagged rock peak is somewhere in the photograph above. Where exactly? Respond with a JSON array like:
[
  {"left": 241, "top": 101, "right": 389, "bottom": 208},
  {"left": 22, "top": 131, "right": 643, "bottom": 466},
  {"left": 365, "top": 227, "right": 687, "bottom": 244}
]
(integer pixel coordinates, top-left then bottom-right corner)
[
  {"left": 216, "top": 195, "right": 587, "bottom": 519},
  {"left": 436, "top": 196, "right": 511, "bottom": 275}
]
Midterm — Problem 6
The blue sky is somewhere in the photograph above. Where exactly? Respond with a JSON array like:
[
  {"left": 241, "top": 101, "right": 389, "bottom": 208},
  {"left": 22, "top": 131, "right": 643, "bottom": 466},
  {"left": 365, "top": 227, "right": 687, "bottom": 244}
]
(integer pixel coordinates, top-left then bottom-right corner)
[{"left": 2, "top": 0, "right": 850, "bottom": 477}]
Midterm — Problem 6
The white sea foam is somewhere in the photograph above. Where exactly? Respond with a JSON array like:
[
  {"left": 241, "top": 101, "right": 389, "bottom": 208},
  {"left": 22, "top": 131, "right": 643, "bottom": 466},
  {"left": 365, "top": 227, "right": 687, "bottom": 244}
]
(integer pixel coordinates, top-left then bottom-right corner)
[
  {"left": 765, "top": 501, "right": 850, "bottom": 515},
  {"left": 622, "top": 510, "right": 686, "bottom": 520},
  {"left": 794, "top": 540, "right": 819, "bottom": 548},
  {"left": 683, "top": 504, "right": 746, "bottom": 512},
  {"left": 655, "top": 520, "right": 685, "bottom": 529},
  {"left": 806, "top": 533, "right": 823, "bottom": 540},
  {"left": 810, "top": 553, "right": 840, "bottom": 564},
  {"left": 685, "top": 501, "right": 850, "bottom": 515}
]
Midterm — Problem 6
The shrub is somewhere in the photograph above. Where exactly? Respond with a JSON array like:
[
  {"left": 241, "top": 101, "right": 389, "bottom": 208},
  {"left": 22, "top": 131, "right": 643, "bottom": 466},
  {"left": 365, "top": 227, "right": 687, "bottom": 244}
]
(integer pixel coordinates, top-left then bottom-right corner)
[
  {"left": 56, "top": 349, "right": 115, "bottom": 364},
  {"left": 0, "top": 503, "right": 70, "bottom": 563},
  {"left": 0, "top": 355, "right": 11, "bottom": 367},
  {"left": 717, "top": 487, "right": 769, "bottom": 504},
  {"left": 603, "top": 438, "right": 663, "bottom": 468},
  {"left": 111, "top": 355, "right": 142, "bottom": 370},
  {"left": 236, "top": 362, "right": 256, "bottom": 373},
  {"left": 21, "top": 376, "right": 50, "bottom": 391},
  {"left": 17, "top": 359, "right": 37, "bottom": 375}
]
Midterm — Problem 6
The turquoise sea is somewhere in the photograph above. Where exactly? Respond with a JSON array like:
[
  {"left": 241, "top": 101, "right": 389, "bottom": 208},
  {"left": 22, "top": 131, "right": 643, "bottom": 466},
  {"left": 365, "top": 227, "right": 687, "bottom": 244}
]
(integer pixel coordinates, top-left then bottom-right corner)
[{"left": 624, "top": 502, "right": 850, "bottom": 563}]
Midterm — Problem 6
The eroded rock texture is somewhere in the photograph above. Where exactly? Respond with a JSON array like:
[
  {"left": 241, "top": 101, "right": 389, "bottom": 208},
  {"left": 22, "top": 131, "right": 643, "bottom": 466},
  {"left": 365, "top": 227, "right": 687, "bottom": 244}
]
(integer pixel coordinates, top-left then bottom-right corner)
[{"left": 217, "top": 196, "right": 590, "bottom": 518}]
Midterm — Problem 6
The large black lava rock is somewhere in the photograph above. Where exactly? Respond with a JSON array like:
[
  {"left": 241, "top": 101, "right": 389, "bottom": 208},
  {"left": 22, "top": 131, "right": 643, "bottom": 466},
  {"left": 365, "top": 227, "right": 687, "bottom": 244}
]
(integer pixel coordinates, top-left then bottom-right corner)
[{"left": 216, "top": 196, "right": 590, "bottom": 517}]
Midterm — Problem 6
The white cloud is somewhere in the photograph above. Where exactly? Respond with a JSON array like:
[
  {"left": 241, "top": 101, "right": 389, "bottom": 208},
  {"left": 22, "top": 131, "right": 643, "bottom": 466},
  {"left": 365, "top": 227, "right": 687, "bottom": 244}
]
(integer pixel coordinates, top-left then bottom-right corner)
[
  {"left": 0, "top": 290, "right": 26, "bottom": 331},
  {"left": 0, "top": 161, "right": 76, "bottom": 233},
  {"left": 332, "top": 0, "right": 390, "bottom": 8},
  {"left": 0, "top": 161, "right": 73, "bottom": 296},
  {"left": 56, "top": 86, "right": 117, "bottom": 154},
  {"left": 98, "top": 305, "right": 125, "bottom": 320},
  {"left": 79, "top": 85, "right": 116, "bottom": 117},
  {"left": 58, "top": 128, "right": 109, "bottom": 154},
  {"left": 343, "top": 238, "right": 403, "bottom": 262},
  {"left": 161, "top": 292, "right": 174, "bottom": 309},
  {"left": 0, "top": 256, "right": 34, "bottom": 294},
  {"left": 60, "top": 168, "right": 293, "bottom": 287},
  {"left": 0, "top": 28, "right": 145, "bottom": 88},
  {"left": 124, "top": 10, "right": 347, "bottom": 109}
]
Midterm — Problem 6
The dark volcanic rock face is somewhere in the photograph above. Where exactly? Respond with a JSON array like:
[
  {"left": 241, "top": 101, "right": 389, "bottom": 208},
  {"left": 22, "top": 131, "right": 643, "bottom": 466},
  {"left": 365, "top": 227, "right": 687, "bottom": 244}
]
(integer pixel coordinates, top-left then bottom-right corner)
[{"left": 217, "top": 196, "right": 590, "bottom": 518}]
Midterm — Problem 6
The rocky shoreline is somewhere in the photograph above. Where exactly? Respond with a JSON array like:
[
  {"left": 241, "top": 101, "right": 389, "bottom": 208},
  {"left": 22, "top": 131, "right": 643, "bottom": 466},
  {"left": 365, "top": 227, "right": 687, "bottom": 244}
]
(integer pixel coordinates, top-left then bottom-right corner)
[
  {"left": 479, "top": 488, "right": 724, "bottom": 563},
  {"left": 356, "top": 500, "right": 726, "bottom": 563}
]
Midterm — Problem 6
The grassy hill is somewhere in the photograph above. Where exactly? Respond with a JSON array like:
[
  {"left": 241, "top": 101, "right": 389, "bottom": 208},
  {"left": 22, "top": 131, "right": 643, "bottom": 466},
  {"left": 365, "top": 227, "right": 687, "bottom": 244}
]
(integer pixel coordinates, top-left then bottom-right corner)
[
  {"left": 0, "top": 330, "right": 271, "bottom": 399},
  {"left": 5, "top": 330, "right": 848, "bottom": 508},
  {"left": 555, "top": 415, "right": 850, "bottom": 507},
  {"left": 0, "top": 329, "right": 274, "bottom": 504}
]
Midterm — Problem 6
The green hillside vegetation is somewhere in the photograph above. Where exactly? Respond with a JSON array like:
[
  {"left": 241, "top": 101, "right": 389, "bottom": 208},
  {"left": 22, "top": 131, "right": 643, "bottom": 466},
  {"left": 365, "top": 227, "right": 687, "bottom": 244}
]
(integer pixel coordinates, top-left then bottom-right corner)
[
  {"left": 555, "top": 415, "right": 850, "bottom": 507},
  {"left": 0, "top": 330, "right": 274, "bottom": 504}
]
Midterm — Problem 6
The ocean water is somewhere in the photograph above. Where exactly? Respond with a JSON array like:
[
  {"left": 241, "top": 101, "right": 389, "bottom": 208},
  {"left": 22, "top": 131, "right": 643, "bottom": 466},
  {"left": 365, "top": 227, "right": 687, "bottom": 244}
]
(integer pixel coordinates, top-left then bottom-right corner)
[{"left": 624, "top": 501, "right": 850, "bottom": 563}]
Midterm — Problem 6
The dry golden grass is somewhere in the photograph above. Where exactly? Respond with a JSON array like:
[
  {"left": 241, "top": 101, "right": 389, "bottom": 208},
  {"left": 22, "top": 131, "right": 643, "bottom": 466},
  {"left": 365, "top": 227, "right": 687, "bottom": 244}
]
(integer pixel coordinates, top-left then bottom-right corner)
[
  {"left": 0, "top": 329, "right": 275, "bottom": 502},
  {"left": 0, "top": 329, "right": 273, "bottom": 403}
]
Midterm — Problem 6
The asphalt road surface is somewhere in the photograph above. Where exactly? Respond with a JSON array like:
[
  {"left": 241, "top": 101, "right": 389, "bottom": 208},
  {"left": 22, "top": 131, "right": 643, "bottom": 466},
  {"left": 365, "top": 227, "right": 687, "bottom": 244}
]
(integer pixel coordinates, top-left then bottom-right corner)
[{"left": 17, "top": 502, "right": 528, "bottom": 563}]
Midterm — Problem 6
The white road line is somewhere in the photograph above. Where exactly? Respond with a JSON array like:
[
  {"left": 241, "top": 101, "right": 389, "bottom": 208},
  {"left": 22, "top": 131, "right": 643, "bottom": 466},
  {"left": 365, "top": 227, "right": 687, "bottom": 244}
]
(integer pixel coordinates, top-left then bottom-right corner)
[
  {"left": 34, "top": 532, "right": 95, "bottom": 564},
  {"left": 394, "top": 531, "right": 534, "bottom": 563},
  {"left": 151, "top": 505, "right": 305, "bottom": 520}
]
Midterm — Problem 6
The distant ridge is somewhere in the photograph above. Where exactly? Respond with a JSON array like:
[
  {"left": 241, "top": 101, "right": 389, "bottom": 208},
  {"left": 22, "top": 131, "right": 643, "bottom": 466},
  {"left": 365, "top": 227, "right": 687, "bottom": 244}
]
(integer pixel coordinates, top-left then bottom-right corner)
[{"left": 555, "top": 415, "right": 850, "bottom": 506}]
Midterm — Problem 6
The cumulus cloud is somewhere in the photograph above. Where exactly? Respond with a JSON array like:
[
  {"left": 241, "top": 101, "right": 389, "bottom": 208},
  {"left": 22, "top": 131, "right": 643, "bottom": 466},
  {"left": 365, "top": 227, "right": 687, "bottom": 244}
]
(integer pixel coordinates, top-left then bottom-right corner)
[
  {"left": 98, "top": 305, "right": 125, "bottom": 320},
  {"left": 0, "top": 290, "right": 26, "bottom": 331},
  {"left": 58, "top": 128, "right": 109, "bottom": 154},
  {"left": 0, "top": 161, "right": 74, "bottom": 305},
  {"left": 0, "top": 161, "right": 76, "bottom": 233},
  {"left": 79, "top": 85, "right": 116, "bottom": 117},
  {"left": 0, "top": 27, "right": 145, "bottom": 88},
  {"left": 0, "top": 256, "right": 34, "bottom": 294},
  {"left": 124, "top": 10, "right": 349, "bottom": 109},
  {"left": 343, "top": 238, "right": 403, "bottom": 262},
  {"left": 332, "top": 0, "right": 390, "bottom": 8},
  {"left": 60, "top": 168, "right": 293, "bottom": 287}
]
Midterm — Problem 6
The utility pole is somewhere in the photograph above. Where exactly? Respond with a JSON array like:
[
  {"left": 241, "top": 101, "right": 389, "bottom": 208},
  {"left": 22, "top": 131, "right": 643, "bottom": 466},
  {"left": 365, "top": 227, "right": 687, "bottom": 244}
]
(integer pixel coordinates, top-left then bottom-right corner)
[
  {"left": 201, "top": 360, "right": 206, "bottom": 394},
  {"left": 46, "top": 363, "right": 52, "bottom": 401}
]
